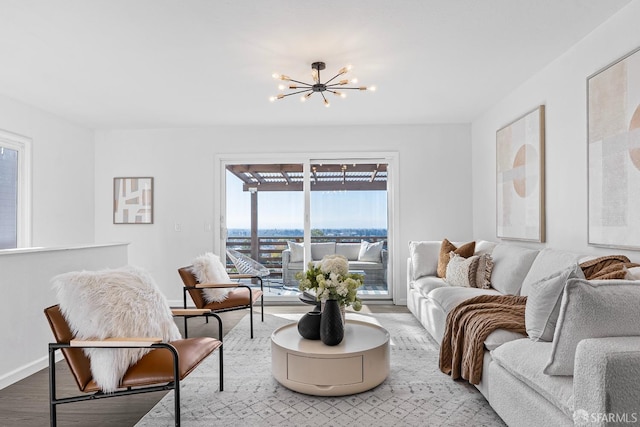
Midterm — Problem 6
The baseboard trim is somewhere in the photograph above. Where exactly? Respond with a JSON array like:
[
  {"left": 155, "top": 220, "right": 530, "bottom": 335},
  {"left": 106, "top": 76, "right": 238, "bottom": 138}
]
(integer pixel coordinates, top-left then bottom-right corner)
[{"left": 0, "top": 353, "right": 63, "bottom": 390}]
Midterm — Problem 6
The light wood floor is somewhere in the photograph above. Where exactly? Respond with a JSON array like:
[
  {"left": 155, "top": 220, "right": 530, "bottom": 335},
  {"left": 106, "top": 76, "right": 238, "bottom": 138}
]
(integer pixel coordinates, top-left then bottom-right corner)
[{"left": 0, "top": 304, "right": 408, "bottom": 427}]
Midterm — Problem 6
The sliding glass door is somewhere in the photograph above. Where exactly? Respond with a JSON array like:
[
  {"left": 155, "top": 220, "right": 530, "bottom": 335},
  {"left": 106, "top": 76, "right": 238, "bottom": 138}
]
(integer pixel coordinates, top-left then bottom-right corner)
[{"left": 220, "top": 155, "right": 393, "bottom": 301}]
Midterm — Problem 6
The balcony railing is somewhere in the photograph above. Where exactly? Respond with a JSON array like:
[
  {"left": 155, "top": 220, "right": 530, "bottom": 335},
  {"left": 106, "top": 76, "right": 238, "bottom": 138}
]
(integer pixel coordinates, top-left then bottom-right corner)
[{"left": 225, "top": 236, "right": 387, "bottom": 277}]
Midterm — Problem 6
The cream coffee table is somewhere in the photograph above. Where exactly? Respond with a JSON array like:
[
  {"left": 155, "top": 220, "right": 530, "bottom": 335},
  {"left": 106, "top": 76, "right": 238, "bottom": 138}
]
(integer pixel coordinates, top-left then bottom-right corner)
[{"left": 271, "top": 319, "right": 390, "bottom": 396}]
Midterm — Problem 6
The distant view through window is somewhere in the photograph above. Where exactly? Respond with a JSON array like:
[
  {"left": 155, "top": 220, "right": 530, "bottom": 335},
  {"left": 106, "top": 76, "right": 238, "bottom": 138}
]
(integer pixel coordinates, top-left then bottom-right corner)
[
  {"left": 225, "top": 162, "right": 389, "bottom": 297},
  {"left": 0, "top": 146, "right": 18, "bottom": 249}
]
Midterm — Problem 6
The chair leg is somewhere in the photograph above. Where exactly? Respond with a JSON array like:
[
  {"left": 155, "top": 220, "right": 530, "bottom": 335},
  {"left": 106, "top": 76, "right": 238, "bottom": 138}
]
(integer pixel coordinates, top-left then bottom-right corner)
[
  {"left": 48, "top": 346, "right": 57, "bottom": 427},
  {"left": 249, "top": 301, "right": 254, "bottom": 339},
  {"left": 183, "top": 317, "right": 188, "bottom": 338}
]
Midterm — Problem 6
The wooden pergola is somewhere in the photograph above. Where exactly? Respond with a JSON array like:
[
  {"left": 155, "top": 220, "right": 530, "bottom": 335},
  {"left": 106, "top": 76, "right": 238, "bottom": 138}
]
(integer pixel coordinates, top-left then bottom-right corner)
[{"left": 226, "top": 163, "right": 388, "bottom": 260}]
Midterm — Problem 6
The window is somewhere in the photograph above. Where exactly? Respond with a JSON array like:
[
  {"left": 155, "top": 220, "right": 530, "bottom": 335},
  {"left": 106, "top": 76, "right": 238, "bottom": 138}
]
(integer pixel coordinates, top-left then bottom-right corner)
[{"left": 0, "top": 130, "right": 31, "bottom": 249}]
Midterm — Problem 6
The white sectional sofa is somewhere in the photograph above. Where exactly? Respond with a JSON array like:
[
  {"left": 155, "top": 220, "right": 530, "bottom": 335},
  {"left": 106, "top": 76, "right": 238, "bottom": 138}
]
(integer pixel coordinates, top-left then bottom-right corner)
[
  {"left": 407, "top": 240, "right": 640, "bottom": 427},
  {"left": 282, "top": 241, "right": 387, "bottom": 287}
]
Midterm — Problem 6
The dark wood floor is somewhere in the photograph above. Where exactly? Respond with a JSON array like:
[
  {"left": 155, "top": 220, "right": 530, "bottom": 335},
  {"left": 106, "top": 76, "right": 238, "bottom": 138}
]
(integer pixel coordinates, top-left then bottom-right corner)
[{"left": 0, "top": 304, "right": 407, "bottom": 427}]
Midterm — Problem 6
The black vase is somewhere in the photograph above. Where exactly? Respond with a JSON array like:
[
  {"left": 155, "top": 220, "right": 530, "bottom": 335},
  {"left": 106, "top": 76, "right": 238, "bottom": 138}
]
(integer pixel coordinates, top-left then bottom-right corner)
[
  {"left": 320, "top": 299, "right": 344, "bottom": 346},
  {"left": 297, "top": 310, "right": 322, "bottom": 340}
]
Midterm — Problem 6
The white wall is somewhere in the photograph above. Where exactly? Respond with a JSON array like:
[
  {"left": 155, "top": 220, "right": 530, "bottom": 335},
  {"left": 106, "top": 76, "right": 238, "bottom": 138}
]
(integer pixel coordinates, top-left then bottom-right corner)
[
  {"left": 471, "top": 0, "right": 640, "bottom": 261},
  {"left": 0, "top": 94, "right": 95, "bottom": 246},
  {"left": 94, "top": 124, "right": 473, "bottom": 305},
  {"left": 0, "top": 243, "right": 129, "bottom": 389}
]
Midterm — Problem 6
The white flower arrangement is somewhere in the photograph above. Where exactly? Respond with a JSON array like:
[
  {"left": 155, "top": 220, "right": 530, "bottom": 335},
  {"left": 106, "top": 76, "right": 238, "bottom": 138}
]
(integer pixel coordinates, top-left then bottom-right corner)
[{"left": 296, "top": 254, "right": 363, "bottom": 311}]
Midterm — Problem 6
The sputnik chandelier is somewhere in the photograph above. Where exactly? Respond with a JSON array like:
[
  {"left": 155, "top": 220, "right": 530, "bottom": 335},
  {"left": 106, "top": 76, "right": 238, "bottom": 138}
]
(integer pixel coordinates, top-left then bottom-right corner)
[{"left": 270, "top": 61, "right": 375, "bottom": 107}]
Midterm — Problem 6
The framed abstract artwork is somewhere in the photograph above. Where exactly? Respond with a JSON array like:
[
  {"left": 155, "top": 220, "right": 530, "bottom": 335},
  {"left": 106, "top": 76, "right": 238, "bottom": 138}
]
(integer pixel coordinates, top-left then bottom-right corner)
[
  {"left": 496, "top": 105, "right": 545, "bottom": 242},
  {"left": 588, "top": 46, "right": 640, "bottom": 249},
  {"left": 113, "top": 177, "right": 154, "bottom": 224}
]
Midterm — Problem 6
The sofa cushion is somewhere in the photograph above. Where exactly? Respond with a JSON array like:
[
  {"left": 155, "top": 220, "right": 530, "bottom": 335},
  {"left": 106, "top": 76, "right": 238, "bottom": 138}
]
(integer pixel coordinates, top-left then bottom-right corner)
[
  {"left": 437, "top": 239, "right": 475, "bottom": 278},
  {"left": 525, "top": 263, "right": 583, "bottom": 342},
  {"left": 412, "top": 276, "right": 447, "bottom": 297},
  {"left": 427, "top": 286, "right": 501, "bottom": 314},
  {"left": 544, "top": 278, "right": 640, "bottom": 376},
  {"left": 490, "top": 244, "right": 539, "bottom": 295},
  {"left": 287, "top": 241, "right": 304, "bottom": 262},
  {"left": 336, "top": 243, "right": 360, "bottom": 261},
  {"left": 475, "top": 240, "right": 498, "bottom": 255},
  {"left": 484, "top": 329, "right": 527, "bottom": 351},
  {"left": 358, "top": 240, "right": 384, "bottom": 262},
  {"left": 492, "top": 339, "right": 574, "bottom": 417},
  {"left": 409, "top": 241, "right": 441, "bottom": 280},
  {"left": 347, "top": 261, "right": 383, "bottom": 271},
  {"left": 520, "top": 248, "right": 581, "bottom": 297},
  {"left": 311, "top": 242, "right": 336, "bottom": 260}
]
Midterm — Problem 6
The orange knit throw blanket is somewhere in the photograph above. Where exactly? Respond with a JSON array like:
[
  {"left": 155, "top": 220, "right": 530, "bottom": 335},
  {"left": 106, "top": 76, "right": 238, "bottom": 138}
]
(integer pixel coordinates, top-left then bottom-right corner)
[{"left": 439, "top": 294, "right": 527, "bottom": 385}]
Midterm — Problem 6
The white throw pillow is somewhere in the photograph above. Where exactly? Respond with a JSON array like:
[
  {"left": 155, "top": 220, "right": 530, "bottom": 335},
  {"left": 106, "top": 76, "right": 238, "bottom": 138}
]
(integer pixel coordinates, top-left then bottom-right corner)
[
  {"left": 490, "top": 244, "right": 539, "bottom": 295},
  {"left": 190, "top": 252, "right": 232, "bottom": 303},
  {"left": 287, "top": 241, "right": 304, "bottom": 262},
  {"left": 544, "top": 278, "right": 640, "bottom": 376},
  {"left": 520, "top": 248, "right": 581, "bottom": 297},
  {"left": 52, "top": 266, "right": 181, "bottom": 393},
  {"left": 310, "top": 242, "right": 336, "bottom": 260},
  {"left": 336, "top": 243, "right": 361, "bottom": 261},
  {"left": 445, "top": 253, "right": 478, "bottom": 287},
  {"left": 409, "top": 241, "right": 441, "bottom": 280},
  {"left": 525, "top": 263, "right": 583, "bottom": 342},
  {"left": 358, "top": 240, "right": 384, "bottom": 262}
]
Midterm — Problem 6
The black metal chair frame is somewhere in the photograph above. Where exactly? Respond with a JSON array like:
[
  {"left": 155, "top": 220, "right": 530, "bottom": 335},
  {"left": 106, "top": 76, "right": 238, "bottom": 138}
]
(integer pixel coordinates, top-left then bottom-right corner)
[
  {"left": 48, "top": 313, "right": 223, "bottom": 427},
  {"left": 181, "top": 277, "right": 264, "bottom": 339}
]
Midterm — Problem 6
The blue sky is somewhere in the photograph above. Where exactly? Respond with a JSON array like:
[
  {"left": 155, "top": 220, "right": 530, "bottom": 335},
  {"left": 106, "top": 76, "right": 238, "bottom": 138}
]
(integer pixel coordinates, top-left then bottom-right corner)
[{"left": 226, "top": 174, "right": 387, "bottom": 229}]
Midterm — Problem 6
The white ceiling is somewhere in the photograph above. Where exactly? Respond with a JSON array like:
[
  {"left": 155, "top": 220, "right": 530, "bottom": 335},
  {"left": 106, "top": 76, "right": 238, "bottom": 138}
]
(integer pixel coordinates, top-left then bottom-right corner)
[{"left": 0, "top": 0, "right": 632, "bottom": 129}]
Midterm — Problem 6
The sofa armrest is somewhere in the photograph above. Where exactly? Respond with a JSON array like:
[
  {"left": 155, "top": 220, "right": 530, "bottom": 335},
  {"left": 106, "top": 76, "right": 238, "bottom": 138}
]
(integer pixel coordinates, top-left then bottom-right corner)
[
  {"left": 574, "top": 336, "right": 640, "bottom": 424},
  {"left": 407, "top": 257, "right": 414, "bottom": 289},
  {"left": 282, "top": 249, "right": 291, "bottom": 265}
]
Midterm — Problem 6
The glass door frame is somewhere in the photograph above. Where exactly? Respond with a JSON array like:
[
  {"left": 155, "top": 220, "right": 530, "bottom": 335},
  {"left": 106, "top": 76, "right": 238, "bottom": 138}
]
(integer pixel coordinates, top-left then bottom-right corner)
[{"left": 214, "top": 151, "right": 400, "bottom": 304}]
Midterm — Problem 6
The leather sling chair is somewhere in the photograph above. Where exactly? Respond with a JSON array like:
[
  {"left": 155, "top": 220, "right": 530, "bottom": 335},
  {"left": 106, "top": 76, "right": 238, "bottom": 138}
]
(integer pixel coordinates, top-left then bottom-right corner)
[
  {"left": 44, "top": 304, "right": 223, "bottom": 427},
  {"left": 178, "top": 267, "right": 264, "bottom": 339}
]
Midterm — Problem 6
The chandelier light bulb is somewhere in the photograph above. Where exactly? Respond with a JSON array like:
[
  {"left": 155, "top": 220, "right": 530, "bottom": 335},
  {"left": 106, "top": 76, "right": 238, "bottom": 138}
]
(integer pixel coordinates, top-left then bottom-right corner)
[
  {"left": 300, "top": 95, "right": 307, "bottom": 102},
  {"left": 324, "top": 99, "right": 330, "bottom": 107},
  {"left": 350, "top": 78, "right": 358, "bottom": 84},
  {"left": 272, "top": 73, "right": 280, "bottom": 79},
  {"left": 368, "top": 85, "right": 377, "bottom": 92},
  {"left": 269, "top": 96, "right": 276, "bottom": 102},
  {"left": 278, "top": 84, "right": 285, "bottom": 90}
]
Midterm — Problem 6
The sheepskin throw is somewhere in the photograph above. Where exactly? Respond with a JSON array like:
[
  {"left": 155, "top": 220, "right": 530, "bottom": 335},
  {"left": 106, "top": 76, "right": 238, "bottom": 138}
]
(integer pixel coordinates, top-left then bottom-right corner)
[
  {"left": 52, "top": 266, "right": 181, "bottom": 393},
  {"left": 190, "top": 252, "right": 232, "bottom": 303}
]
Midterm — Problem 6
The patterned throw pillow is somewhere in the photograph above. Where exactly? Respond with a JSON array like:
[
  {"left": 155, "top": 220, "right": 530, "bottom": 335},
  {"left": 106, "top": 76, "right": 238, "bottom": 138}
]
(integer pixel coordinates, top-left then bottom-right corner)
[
  {"left": 445, "top": 253, "right": 479, "bottom": 287},
  {"left": 437, "top": 239, "right": 476, "bottom": 278},
  {"left": 446, "top": 253, "right": 494, "bottom": 288}
]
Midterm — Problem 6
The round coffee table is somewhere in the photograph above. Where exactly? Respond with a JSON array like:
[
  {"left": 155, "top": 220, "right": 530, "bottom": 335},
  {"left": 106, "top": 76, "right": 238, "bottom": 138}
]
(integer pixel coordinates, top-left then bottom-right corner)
[{"left": 271, "top": 319, "right": 390, "bottom": 396}]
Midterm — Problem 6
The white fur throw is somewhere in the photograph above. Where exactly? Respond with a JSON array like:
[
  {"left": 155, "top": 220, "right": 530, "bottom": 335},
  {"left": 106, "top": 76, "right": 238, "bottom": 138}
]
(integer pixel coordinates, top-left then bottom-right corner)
[
  {"left": 190, "top": 253, "right": 232, "bottom": 303},
  {"left": 52, "top": 265, "right": 181, "bottom": 393}
]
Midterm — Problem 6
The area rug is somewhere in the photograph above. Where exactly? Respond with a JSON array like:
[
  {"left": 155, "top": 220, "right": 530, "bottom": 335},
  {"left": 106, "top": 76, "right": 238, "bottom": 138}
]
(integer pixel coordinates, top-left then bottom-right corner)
[{"left": 135, "top": 312, "right": 505, "bottom": 427}]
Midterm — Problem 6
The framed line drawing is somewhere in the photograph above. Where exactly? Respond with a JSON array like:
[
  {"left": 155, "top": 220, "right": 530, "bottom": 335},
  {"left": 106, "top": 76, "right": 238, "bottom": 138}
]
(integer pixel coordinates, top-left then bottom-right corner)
[
  {"left": 496, "top": 105, "right": 545, "bottom": 242},
  {"left": 588, "top": 46, "right": 640, "bottom": 249},
  {"left": 113, "top": 177, "right": 154, "bottom": 224}
]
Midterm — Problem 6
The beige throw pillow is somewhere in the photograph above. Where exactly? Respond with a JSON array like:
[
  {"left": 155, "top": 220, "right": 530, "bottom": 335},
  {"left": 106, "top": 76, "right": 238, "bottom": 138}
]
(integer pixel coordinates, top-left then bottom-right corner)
[
  {"left": 445, "top": 253, "right": 479, "bottom": 287},
  {"left": 446, "top": 252, "right": 494, "bottom": 288}
]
